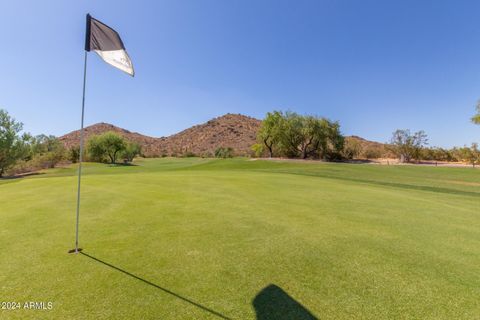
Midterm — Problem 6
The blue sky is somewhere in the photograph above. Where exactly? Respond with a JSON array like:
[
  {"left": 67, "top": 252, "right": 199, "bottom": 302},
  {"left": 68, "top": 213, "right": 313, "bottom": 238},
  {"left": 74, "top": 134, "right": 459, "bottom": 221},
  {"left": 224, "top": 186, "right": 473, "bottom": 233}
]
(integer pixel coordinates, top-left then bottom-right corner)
[{"left": 1, "top": 0, "right": 480, "bottom": 147}]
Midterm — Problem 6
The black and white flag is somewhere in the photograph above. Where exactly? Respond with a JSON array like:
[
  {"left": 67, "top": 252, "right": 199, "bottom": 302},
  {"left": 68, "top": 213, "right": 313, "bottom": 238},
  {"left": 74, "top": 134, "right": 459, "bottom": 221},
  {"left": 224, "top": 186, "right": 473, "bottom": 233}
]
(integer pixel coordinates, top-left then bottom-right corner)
[{"left": 85, "top": 14, "right": 134, "bottom": 76}]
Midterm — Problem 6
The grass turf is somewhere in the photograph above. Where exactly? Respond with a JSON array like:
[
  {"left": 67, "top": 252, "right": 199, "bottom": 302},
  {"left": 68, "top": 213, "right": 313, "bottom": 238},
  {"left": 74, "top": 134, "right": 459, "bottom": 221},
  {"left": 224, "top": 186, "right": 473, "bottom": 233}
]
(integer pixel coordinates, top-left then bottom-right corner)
[{"left": 1, "top": 158, "right": 479, "bottom": 319}]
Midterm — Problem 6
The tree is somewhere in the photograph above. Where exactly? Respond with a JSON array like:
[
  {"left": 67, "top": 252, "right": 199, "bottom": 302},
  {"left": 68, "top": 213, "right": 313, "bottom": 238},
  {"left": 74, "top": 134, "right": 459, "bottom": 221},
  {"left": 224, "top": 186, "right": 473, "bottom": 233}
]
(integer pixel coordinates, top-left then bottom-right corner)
[
  {"left": 0, "top": 109, "right": 31, "bottom": 177},
  {"left": 87, "top": 132, "right": 126, "bottom": 164},
  {"left": 122, "top": 142, "right": 141, "bottom": 163},
  {"left": 389, "top": 129, "right": 428, "bottom": 163},
  {"left": 323, "top": 120, "right": 344, "bottom": 160},
  {"left": 29, "top": 134, "right": 65, "bottom": 168},
  {"left": 255, "top": 110, "right": 345, "bottom": 160},
  {"left": 251, "top": 143, "right": 264, "bottom": 158},
  {"left": 277, "top": 112, "right": 344, "bottom": 159},
  {"left": 464, "top": 143, "right": 480, "bottom": 167},
  {"left": 68, "top": 146, "right": 80, "bottom": 163},
  {"left": 472, "top": 101, "right": 480, "bottom": 124},
  {"left": 258, "top": 111, "right": 283, "bottom": 157}
]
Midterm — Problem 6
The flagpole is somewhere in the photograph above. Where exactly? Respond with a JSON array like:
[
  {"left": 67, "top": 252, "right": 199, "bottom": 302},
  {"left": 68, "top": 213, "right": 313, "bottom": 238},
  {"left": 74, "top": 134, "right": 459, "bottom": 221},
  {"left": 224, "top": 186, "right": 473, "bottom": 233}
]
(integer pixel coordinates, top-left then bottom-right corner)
[{"left": 73, "top": 50, "right": 88, "bottom": 253}]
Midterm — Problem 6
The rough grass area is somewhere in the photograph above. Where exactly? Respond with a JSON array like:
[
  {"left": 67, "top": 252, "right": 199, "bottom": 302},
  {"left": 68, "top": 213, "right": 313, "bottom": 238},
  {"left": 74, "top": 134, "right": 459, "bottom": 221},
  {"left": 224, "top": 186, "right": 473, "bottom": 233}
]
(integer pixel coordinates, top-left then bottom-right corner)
[{"left": 1, "top": 158, "right": 479, "bottom": 319}]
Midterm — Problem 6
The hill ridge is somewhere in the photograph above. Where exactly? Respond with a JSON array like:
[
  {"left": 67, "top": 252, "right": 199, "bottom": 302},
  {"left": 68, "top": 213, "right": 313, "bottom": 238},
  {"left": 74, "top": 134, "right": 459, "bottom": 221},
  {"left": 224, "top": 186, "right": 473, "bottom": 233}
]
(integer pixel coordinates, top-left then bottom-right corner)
[
  {"left": 59, "top": 113, "right": 387, "bottom": 157},
  {"left": 59, "top": 113, "right": 261, "bottom": 157}
]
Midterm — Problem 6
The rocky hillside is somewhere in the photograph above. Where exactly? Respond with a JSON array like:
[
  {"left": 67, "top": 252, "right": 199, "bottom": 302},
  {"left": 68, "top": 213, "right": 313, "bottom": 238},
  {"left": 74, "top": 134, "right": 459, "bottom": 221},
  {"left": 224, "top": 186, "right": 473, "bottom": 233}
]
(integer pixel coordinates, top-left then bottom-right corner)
[
  {"left": 159, "top": 114, "right": 260, "bottom": 156},
  {"left": 59, "top": 114, "right": 389, "bottom": 158},
  {"left": 59, "top": 114, "right": 261, "bottom": 157},
  {"left": 59, "top": 122, "right": 161, "bottom": 156}
]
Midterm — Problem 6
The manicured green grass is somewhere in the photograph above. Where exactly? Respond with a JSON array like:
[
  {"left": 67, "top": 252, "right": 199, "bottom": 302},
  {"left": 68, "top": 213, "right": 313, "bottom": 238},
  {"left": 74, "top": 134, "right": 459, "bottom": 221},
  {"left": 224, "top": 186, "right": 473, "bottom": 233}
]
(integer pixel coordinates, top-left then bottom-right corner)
[{"left": 1, "top": 158, "right": 479, "bottom": 319}]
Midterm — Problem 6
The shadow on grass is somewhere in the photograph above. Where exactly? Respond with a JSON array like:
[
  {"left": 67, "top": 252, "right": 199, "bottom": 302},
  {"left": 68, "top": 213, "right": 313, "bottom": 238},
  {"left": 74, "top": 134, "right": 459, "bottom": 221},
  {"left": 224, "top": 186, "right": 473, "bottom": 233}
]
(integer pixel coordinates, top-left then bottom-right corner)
[
  {"left": 276, "top": 170, "right": 480, "bottom": 198},
  {"left": 107, "top": 162, "right": 139, "bottom": 167},
  {"left": 253, "top": 284, "right": 318, "bottom": 320},
  {"left": 80, "top": 252, "right": 231, "bottom": 319},
  {"left": 0, "top": 172, "right": 44, "bottom": 180}
]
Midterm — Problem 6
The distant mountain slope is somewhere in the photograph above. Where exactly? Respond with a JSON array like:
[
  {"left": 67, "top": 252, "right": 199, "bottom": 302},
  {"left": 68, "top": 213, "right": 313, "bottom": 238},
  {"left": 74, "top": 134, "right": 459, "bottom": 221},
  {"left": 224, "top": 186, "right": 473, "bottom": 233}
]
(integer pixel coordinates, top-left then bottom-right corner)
[
  {"left": 59, "top": 122, "right": 160, "bottom": 156},
  {"left": 59, "top": 114, "right": 261, "bottom": 157},
  {"left": 59, "top": 114, "right": 388, "bottom": 158},
  {"left": 159, "top": 113, "right": 261, "bottom": 156}
]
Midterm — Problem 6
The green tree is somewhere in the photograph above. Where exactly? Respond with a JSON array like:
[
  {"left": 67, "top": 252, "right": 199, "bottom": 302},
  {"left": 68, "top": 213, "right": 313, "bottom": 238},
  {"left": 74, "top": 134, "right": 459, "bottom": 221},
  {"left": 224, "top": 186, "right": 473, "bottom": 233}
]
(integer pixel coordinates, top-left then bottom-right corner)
[
  {"left": 256, "top": 110, "right": 345, "bottom": 160},
  {"left": 30, "top": 134, "right": 65, "bottom": 168},
  {"left": 323, "top": 120, "right": 344, "bottom": 160},
  {"left": 68, "top": 146, "right": 80, "bottom": 163},
  {"left": 277, "top": 112, "right": 344, "bottom": 159},
  {"left": 389, "top": 129, "right": 428, "bottom": 163},
  {"left": 251, "top": 143, "right": 264, "bottom": 158},
  {"left": 464, "top": 143, "right": 480, "bottom": 167},
  {"left": 472, "top": 101, "right": 480, "bottom": 124},
  {"left": 0, "top": 109, "right": 31, "bottom": 177},
  {"left": 122, "top": 142, "right": 141, "bottom": 163},
  {"left": 87, "top": 132, "right": 126, "bottom": 164},
  {"left": 258, "top": 111, "right": 283, "bottom": 157}
]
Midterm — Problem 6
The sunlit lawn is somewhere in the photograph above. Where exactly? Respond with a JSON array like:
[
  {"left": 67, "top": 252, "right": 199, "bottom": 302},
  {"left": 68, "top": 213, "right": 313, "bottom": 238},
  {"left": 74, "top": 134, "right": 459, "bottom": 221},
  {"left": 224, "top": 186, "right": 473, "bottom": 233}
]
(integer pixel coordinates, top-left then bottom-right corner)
[{"left": 1, "top": 158, "right": 479, "bottom": 319}]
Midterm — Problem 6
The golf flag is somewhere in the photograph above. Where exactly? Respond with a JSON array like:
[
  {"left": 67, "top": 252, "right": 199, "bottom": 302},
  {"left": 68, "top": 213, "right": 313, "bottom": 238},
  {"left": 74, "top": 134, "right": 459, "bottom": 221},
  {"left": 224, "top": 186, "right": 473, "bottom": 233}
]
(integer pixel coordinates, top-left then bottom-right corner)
[{"left": 85, "top": 14, "right": 134, "bottom": 76}]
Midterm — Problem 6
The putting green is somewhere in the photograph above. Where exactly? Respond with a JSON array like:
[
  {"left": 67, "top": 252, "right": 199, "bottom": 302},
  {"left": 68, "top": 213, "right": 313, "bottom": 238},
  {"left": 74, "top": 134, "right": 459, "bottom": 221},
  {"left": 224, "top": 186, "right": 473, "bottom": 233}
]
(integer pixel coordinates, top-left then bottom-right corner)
[{"left": 1, "top": 158, "right": 479, "bottom": 319}]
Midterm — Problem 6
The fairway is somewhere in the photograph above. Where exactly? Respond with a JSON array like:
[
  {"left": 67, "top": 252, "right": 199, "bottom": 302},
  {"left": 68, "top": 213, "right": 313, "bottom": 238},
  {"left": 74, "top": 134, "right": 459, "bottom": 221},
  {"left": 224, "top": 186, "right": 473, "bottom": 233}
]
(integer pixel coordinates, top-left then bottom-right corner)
[{"left": 1, "top": 158, "right": 479, "bottom": 319}]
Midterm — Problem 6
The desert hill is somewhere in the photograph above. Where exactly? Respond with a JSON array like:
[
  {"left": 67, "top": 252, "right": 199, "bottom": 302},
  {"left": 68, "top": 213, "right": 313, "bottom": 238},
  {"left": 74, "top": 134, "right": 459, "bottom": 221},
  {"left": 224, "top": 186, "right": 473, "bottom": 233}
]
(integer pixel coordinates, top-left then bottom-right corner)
[
  {"left": 160, "top": 113, "right": 260, "bottom": 156},
  {"left": 59, "top": 113, "right": 387, "bottom": 158},
  {"left": 59, "top": 114, "right": 261, "bottom": 157},
  {"left": 59, "top": 122, "right": 161, "bottom": 156}
]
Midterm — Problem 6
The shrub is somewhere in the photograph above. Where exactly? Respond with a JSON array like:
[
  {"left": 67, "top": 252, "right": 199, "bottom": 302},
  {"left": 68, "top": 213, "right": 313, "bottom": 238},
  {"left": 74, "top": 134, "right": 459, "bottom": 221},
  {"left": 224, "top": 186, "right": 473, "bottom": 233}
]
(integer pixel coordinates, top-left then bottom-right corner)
[
  {"left": 68, "top": 146, "right": 80, "bottom": 163},
  {"left": 87, "top": 132, "right": 126, "bottom": 164},
  {"left": 215, "top": 147, "right": 234, "bottom": 158},
  {"left": 121, "top": 142, "right": 142, "bottom": 163},
  {"left": 251, "top": 143, "right": 264, "bottom": 158},
  {"left": 183, "top": 151, "right": 196, "bottom": 158}
]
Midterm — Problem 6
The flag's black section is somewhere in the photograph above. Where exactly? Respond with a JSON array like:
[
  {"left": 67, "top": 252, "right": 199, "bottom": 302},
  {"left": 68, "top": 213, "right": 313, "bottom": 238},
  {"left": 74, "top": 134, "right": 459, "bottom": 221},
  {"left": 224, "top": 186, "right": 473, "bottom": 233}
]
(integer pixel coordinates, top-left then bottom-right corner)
[
  {"left": 84, "top": 14, "right": 134, "bottom": 76},
  {"left": 85, "top": 14, "right": 125, "bottom": 52}
]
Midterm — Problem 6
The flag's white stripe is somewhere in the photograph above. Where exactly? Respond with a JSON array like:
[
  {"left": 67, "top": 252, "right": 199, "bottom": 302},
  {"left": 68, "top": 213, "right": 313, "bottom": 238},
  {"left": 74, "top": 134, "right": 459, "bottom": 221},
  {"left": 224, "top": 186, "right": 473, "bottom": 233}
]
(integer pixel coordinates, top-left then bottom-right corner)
[{"left": 94, "top": 49, "right": 134, "bottom": 76}]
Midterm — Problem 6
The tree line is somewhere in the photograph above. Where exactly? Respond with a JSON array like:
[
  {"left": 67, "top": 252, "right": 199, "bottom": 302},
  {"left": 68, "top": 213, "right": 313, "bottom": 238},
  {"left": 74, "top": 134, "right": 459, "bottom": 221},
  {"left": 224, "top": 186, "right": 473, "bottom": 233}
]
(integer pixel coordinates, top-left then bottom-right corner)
[
  {"left": 1, "top": 105, "right": 480, "bottom": 177},
  {"left": 253, "top": 111, "right": 344, "bottom": 160},
  {"left": 0, "top": 109, "right": 141, "bottom": 177},
  {"left": 252, "top": 110, "right": 480, "bottom": 166}
]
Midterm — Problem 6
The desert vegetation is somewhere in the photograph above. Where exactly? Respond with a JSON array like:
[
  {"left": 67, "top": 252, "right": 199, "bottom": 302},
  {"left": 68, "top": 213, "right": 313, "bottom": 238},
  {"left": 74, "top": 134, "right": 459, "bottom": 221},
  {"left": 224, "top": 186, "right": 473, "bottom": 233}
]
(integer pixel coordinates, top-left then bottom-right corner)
[
  {"left": 2, "top": 105, "right": 480, "bottom": 178},
  {"left": 87, "top": 131, "right": 141, "bottom": 164},
  {"left": 254, "top": 111, "right": 344, "bottom": 160}
]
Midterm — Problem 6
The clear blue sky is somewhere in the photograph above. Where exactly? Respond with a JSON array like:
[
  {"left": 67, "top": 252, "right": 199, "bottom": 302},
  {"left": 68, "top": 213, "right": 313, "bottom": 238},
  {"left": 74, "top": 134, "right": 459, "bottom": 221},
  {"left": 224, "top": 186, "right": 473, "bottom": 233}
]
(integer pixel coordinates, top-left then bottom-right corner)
[{"left": 2, "top": 0, "right": 480, "bottom": 147}]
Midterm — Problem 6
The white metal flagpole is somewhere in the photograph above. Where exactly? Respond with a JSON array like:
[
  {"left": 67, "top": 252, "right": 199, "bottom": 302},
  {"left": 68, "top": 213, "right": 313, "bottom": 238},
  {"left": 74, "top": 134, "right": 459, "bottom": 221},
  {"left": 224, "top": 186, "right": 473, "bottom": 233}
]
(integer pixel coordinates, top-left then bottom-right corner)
[{"left": 71, "top": 51, "right": 88, "bottom": 254}]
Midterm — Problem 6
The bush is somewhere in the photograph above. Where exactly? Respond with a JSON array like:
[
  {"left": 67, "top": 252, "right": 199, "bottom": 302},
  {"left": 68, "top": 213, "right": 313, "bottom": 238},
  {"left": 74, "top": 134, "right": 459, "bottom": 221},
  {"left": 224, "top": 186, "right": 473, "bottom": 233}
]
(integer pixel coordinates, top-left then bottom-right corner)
[
  {"left": 68, "top": 146, "right": 80, "bottom": 163},
  {"left": 29, "top": 134, "right": 66, "bottom": 168},
  {"left": 251, "top": 143, "right": 264, "bottom": 158},
  {"left": 87, "top": 132, "right": 126, "bottom": 164},
  {"left": 342, "top": 139, "right": 362, "bottom": 160},
  {"left": 363, "top": 146, "right": 384, "bottom": 159},
  {"left": 182, "top": 151, "right": 196, "bottom": 158},
  {"left": 121, "top": 142, "right": 142, "bottom": 163},
  {"left": 215, "top": 147, "right": 234, "bottom": 158}
]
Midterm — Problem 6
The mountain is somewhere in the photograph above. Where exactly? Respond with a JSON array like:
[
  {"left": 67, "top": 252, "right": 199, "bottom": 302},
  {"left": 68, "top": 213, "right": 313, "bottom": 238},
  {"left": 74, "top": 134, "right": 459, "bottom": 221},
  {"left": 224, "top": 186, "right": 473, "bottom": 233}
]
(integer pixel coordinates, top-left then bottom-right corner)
[
  {"left": 59, "top": 122, "right": 161, "bottom": 156},
  {"left": 158, "top": 114, "right": 260, "bottom": 156},
  {"left": 59, "top": 114, "right": 389, "bottom": 158},
  {"left": 59, "top": 114, "right": 261, "bottom": 157}
]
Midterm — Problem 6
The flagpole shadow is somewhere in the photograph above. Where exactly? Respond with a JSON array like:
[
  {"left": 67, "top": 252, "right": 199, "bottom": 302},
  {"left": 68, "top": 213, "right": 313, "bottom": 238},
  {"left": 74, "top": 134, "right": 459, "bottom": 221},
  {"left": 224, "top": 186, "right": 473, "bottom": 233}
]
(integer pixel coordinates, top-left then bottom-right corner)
[{"left": 80, "top": 252, "right": 232, "bottom": 320}]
